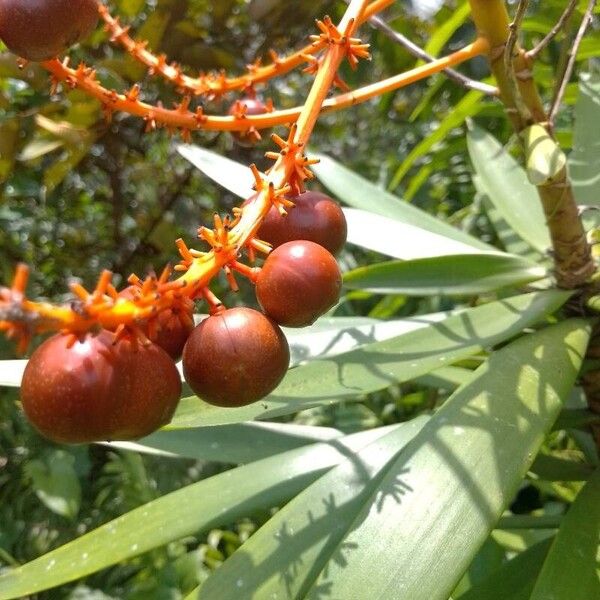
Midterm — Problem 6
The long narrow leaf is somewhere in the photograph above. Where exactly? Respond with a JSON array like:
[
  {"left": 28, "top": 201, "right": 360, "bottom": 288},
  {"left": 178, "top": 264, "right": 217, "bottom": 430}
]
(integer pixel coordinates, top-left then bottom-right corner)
[
  {"left": 0, "top": 427, "right": 395, "bottom": 600},
  {"left": 304, "top": 319, "right": 590, "bottom": 600},
  {"left": 312, "top": 153, "right": 492, "bottom": 251},
  {"left": 467, "top": 124, "right": 550, "bottom": 253},
  {"left": 343, "top": 208, "right": 496, "bottom": 258},
  {"left": 456, "top": 538, "right": 553, "bottom": 600},
  {"left": 105, "top": 422, "right": 343, "bottom": 463},
  {"left": 529, "top": 467, "right": 600, "bottom": 600},
  {"left": 197, "top": 417, "right": 429, "bottom": 599},
  {"left": 177, "top": 144, "right": 254, "bottom": 198},
  {"left": 344, "top": 254, "right": 546, "bottom": 296},
  {"left": 569, "top": 72, "right": 600, "bottom": 205}
]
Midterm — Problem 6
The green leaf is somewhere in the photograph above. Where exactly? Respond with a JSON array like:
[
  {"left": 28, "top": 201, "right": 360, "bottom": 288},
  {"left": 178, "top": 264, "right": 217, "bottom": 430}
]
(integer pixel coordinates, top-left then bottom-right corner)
[
  {"left": 467, "top": 124, "right": 551, "bottom": 253},
  {"left": 456, "top": 538, "right": 553, "bottom": 600},
  {"left": 24, "top": 450, "right": 81, "bottom": 520},
  {"left": 177, "top": 144, "right": 255, "bottom": 198},
  {"left": 343, "top": 208, "right": 497, "bottom": 259},
  {"left": 197, "top": 417, "right": 429, "bottom": 599},
  {"left": 0, "top": 427, "right": 393, "bottom": 600},
  {"left": 569, "top": 72, "right": 600, "bottom": 205},
  {"left": 529, "top": 453, "right": 595, "bottom": 482},
  {"left": 104, "top": 422, "right": 343, "bottom": 463},
  {"left": 169, "top": 291, "right": 571, "bottom": 428},
  {"left": 476, "top": 177, "right": 541, "bottom": 260},
  {"left": 285, "top": 312, "right": 454, "bottom": 366},
  {"left": 312, "top": 153, "right": 492, "bottom": 251},
  {"left": 303, "top": 319, "right": 591, "bottom": 599},
  {"left": 343, "top": 254, "right": 546, "bottom": 296},
  {"left": 422, "top": 2, "right": 471, "bottom": 59},
  {"left": 389, "top": 90, "right": 484, "bottom": 189},
  {"left": 529, "top": 468, "right": 600, "bottom": 600}
]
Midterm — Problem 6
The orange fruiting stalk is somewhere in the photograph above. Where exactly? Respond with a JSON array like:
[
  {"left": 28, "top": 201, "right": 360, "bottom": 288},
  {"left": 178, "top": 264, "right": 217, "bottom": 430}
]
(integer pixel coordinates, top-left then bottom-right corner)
[
  {"left": 98, "top": 0, "right": 395, "bottom": 98},
  {"left": 0, "top": 2, "right": 491, "bottom": 351},
  {"left": 0, "top": 0, "right": 371, "bottom": 347}
]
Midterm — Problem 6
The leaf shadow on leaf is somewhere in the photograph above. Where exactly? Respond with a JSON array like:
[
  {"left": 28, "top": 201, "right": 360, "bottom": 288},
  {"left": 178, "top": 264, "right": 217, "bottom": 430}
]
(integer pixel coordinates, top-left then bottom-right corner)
[
  {"left": 301, "top": 323, "right": 588, "bottom": 599},
  {"left": 274, "top": 300, "right": 527, "bottom": 404},
  {"left": 288, "top": 324, "right": 381, "bottom": 366},
  {"left": 195, "top": 427, "right": 418, "bottom": 600}
]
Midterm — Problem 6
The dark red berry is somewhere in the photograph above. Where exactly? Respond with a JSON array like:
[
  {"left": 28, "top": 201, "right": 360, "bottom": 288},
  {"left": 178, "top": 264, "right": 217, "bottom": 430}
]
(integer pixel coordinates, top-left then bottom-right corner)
[
  {"left": 228, "top": 97, "right": 268, "bottom": 146},
  {"left": 20, "top": 331, "right": 182, "bottom": 444},
  {"left": 255, "top": 240, "right": 342, "bottom": 328},
  {"left": 0, "top": 0, "right": 99, "bottom": 61},
  {"left": 255, "top": 191, "right": 347, "bottom": 256},
  {"left": 182, "top": 307, "right": 289, "bottom": 407},
  {"left": 119, "top": 286, "right": 194, "bottom": 361}
]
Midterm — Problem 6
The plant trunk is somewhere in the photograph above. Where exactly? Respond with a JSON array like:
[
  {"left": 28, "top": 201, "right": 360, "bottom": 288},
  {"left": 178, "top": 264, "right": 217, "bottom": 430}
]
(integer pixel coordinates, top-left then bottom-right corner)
[{"left": 468, "top": 0, "right": 598, "bottom": 446}]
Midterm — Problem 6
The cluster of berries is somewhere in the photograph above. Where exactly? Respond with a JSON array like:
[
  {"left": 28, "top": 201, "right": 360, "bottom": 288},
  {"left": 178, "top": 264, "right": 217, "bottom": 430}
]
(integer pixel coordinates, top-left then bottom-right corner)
[
  {"left": 20, "top": 191, "right": 347, "bottom": 443},
  {"left": 0, "top": 0, "right": 348, "bottom": 444}
]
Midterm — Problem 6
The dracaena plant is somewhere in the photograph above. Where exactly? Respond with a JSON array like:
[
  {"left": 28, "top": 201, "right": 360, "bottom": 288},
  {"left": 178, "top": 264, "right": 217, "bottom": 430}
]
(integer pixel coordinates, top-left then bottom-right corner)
[{"left": 0, "top": 0, "right": 599, "bottom": 598}]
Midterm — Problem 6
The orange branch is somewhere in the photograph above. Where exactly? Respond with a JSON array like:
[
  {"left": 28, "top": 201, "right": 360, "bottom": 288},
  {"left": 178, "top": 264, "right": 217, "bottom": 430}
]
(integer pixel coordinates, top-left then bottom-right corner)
[
  {"left": 99, "top": 0, "right": 394, "bottom": 97},
  {"left": 41, "top": 40, "right": 487, "bottom": 136},
  {"left": 2, "top": 0, "right": 371, "bottom": 341}
]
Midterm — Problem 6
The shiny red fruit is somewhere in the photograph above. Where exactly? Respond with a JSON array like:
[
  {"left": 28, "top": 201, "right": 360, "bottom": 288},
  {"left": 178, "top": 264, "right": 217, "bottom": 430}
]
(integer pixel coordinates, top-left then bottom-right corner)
[
  {"left": 20, "top": 332, "right": 182, "bottom": 444},
  {"left": 182, "top": 307, "right": 289, "bottom": 407},
  {"left": 256, "top": 191, "right": 347, "bottom": 256},
  {"left": 0, "top": 0, "right": 99, "bottom": 61},
  {"left": 119, "top": 287, "right": 195, "bottom": 361},
  {"left": 228, "top": 97, "right": 267, "bottom": 146},
  {"left": 256, "top": 240, "right": 342, "bottom": 328}
]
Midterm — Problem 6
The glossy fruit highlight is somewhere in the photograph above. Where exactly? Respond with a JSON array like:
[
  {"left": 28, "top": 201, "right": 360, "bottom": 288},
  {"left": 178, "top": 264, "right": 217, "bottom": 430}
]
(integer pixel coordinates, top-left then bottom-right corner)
[
  {"left": 119, "top": 287, "right": 195, "bottom": 360},
  {"left": 0, "top": 0, "right": 99, "bottom": 61},
  {"left": 256, "top": 240, "right": 342, "bottom": 327},
  {"left": 182, "top": 307, "right": 289, "bottom": 407},
  {"left": 256, "top": 191, "right": 347, "bottom": 256},
  {"left": 20, "top": 331, "right": 182, "bottom": 444}
]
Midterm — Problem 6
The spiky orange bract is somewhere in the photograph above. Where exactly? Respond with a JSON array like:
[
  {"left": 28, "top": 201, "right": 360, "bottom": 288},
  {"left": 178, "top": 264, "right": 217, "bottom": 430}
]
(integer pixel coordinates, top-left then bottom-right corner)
[
  {"left": 0, "top": 0, "right": 98, "bottom": 61},
  {"left": 256, "top": 241, "right": 342, "bottom": 327},
  {"left": 182, "top": 308, "right": 290, "bottom": 407},
  {"left": 20, "top": 332, "right": 182, "bottom": 444},
  {"left": 255, "top": 191, "right": 347, "bottom": 255},
  {"left": 98, "top": 0, "right": 395, "bottom": 98}
]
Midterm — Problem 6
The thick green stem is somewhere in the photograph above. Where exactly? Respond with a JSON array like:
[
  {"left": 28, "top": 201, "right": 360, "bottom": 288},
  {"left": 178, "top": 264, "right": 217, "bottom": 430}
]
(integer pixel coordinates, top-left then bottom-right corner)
[{"left": 468, "top": 0, "right": 594, "bottom": 290}]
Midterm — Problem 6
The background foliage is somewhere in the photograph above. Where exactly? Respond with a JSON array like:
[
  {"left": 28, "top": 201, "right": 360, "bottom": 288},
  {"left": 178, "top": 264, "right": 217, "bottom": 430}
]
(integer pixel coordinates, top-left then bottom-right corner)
[{"left": 1, "top": 0, "right": 600, "bottom": 598}]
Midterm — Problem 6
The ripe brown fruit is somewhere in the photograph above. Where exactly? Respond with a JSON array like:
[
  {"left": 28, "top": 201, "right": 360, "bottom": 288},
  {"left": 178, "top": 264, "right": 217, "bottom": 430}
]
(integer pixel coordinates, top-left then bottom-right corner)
[
  {"left": 256, "top": 191, "right": 347, "bottom": 256},
  {"left": 119, "top": 286, "right": 195, "bottom": 361},
  {"left": 228, "top": 96, "right": 268, "bottom": 146},
  {"left": 0, "top": 0, "right": 99, "bottom": 61},
  {"left": 182, "top": 307, "right": 289, "bottom": 407},
  {"left": 20, "top": 331, "right": 182, "bottom": 444},
  {"left": 256, "top": 240, "right": 342, "bottom": 328}
]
